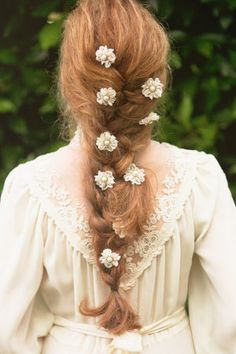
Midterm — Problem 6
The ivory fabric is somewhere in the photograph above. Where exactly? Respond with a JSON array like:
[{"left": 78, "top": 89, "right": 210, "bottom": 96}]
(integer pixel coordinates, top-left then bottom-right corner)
[
  {"left": 0, "top": 139, "right": 236, "bottom": 354},
  {"left": 50, "top": 305, "right": 188, "bottom": 353}
]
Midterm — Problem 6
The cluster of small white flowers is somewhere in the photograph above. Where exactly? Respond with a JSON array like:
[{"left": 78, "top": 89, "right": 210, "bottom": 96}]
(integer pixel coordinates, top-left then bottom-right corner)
[
  {"left": 96, "top": 45, "right": 116, "bottom": 68},
  {"left": 96, "top": 45, "right": 117, "bottom": 107},
  {"left": 94, "top": 170, "right": 115, "bottom": 191},
  {"left": 94, "top": 46, "right": 164, "bottom": 193},
  {"left": 94, "top": 47, "right": 166, "bottom": 277},
  {"left": 95, "top": 44, "right": 163, "bottom": 117},
  {"left": 96, "top": 87, "right": 117, "bottom": 106},
  {"left": 141, "top": 77, "right": 163, "bottom": 100},
  {"left": 99, "top": 248, "right": 121, "bottom": 268},
  {"left": 123, "top": 163, "right": 145, "bottom": 185},
  {"left": 96, "top": 131, "right": 118, "bottom": 152},
  {"left": 139, "top": 112, "right": 160, "bottom": 125},
  {"left": 94, "top": 163, "right": 146, "bottom": 190}
]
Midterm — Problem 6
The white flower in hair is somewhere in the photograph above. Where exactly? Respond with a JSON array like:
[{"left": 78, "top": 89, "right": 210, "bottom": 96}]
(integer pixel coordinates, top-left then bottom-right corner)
[
  {"left": 99, "top": 248, "right": 121, "bottom": 268},
  {"left": 142, "top": 77, "right": 163, "bottom": 100},
  {"left": 94, "top": 170, "right": 115, "bottom": 191},
  {"left": 96, "top": 45, "right": 116, "bottom": 68},
  {"left": 96, "top": 87, "right": 117, "bottom": 106},
  {"left": 112, "top": 222, "right": 126, "bottom": 239},
  {"left": 96, "top": 131, "right": 118, "bottom": 152},
  {"left": 139, "top": 112, "right": 160, "bottom": 125},
  {"left": 123, "top": 163, "right": 145, "bottom": 185}
]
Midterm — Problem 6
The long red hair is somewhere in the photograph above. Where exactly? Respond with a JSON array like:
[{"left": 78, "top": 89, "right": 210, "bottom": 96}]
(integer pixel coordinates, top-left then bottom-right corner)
[{"left": 57, "top": 0, "right": 170, "bottom": 335}]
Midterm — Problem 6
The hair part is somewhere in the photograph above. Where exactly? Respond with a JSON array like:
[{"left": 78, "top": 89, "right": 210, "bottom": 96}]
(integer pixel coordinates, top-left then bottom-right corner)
[{"left": 57, "top": 0, "right": 170, "bottom": 335}]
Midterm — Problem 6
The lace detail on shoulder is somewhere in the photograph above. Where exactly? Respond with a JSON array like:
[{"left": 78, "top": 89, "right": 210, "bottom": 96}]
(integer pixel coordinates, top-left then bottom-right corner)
[
  {"left": 22, "top": 152, "right": 96, "bottom": 265},
  {"left": 120, "top": 145, "right": 198, "bottom": 290},
  {"left": 22, "top": 144, "right": 199, "bottom": 290}
]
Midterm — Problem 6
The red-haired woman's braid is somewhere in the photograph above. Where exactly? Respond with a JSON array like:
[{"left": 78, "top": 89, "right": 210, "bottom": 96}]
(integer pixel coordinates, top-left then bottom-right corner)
[{"left": 57, "top": 0, "right": 170, "bottom": 335}]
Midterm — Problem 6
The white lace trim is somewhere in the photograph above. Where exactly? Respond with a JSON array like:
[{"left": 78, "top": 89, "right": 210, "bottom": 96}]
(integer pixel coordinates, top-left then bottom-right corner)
[
  {"left": 21, "top": 153, "right": 96, "bottom": 265},
  {"left": 20, "top": 144, "right": 198, "bottom": 290},
  {"left": 120, "top": 146, "right": 197, "bottom": 290}
]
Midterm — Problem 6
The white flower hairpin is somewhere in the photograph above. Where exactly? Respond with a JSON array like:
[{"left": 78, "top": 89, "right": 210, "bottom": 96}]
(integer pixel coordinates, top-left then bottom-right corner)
[
  {"left": 96, "top": 45, "right": 116, "bottom": 68},
  {"left": 139, "top": 112, "right": 160, "bottom": 125},
  {"left": 99, "top": 248, "right": 121, "bottom": 268},
  {"left": 97, "top": 87, "right": 117, "bottom": 106},
  {"left": 112, "top": 222, "right": 126, "bottom": 239},
  {"left": 96, "top": 131, "right": 118, "bottom": 152},
  {"left": 123, "top": 163, "right": 145, "bottom": 185},
  {"left": 142, "top": 77, "right": 163, "bottom": 100},
  {"left": 94, "top": 170, "right": 115, "bottom": 190}
]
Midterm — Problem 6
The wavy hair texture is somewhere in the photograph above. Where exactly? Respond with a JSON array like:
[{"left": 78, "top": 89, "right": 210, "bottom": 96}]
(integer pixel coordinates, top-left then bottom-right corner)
[{"left": 57, "top": 0, "right": 170, "bottom": 335}]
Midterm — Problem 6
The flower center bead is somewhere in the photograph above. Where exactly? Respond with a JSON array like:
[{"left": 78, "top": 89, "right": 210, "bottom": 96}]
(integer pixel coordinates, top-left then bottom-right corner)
[
  {"left": 104, "top": 139, "right": 110, "bottom": 145},
  {"left": 101, "top": 176, "right": 108, "bottom": 182},
  {"left": 103, "top": 95, "right": 109, "bottom": 101},
  {"left": 107, "top": 256, "right": 113, "bottom": 262},
  {"left": 101, "top": 54, "right": 107, "bottom": 61},
  {"left": 149, "top": 85, "right": 156, "bottom": 92}
]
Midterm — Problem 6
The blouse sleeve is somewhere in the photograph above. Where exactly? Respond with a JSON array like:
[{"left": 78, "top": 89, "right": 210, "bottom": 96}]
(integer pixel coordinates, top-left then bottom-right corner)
[
  {"left": 187, "top": 153, "right": 236, "bottom": 354},
  {"left": 0, "top": 165, "right": 54, "bottom": 354}
]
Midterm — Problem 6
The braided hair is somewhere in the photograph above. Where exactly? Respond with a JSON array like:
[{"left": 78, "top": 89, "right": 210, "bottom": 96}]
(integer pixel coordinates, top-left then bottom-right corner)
[{"left": 57, "top": 0, "right": 170, "bottom": 335}]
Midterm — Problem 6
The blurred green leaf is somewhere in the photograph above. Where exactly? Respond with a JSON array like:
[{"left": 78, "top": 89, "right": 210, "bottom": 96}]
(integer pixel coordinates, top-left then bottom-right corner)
[
  {"left": 0, "top": 99, "right": 16, "bottom": 113},
  {"left": 169, "top": 30, "right": 187, "bottom": 42},
  {"left": 39, "top": 19, "right": 62, "bottom": 50},
  {"left": 169, "top": 51, "right": 182, "bottom": 69},
  {"left": 177, "top": 93, "right": 193, "bottom": 130},
  {"left": 0, "top": 49, "right": 17, "bottom": 65},
  {"left": 39, "top": 96, "right": 57, "bottom": 114},
  {"left": 8, "top": 117, "right": 28, "bottom": 135},
  {"left": 202, "top": 77, "right": 219, "bottom": 111},
  {"left": 220, "top": 16, "right": 233, "bottom": 29},
  {"left": 194, "top": 38, "right": 213, "bottom": 58},
  {"left": 198, "top": 124, "right": 218, "bottom": 148},
  {"left": 155, "top": 0, "right": 173, "bottom": 18}
]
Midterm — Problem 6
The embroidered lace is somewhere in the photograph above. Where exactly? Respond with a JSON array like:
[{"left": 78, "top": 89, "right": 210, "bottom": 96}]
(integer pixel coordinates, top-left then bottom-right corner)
[{"left": 17, "top": 142, "right": 198, "bottom": 290}]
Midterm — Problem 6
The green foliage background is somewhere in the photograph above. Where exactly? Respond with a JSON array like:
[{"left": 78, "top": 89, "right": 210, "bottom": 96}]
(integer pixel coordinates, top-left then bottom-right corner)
[{"left": 0, "top": 0, "right": 236, "bottom": 198}]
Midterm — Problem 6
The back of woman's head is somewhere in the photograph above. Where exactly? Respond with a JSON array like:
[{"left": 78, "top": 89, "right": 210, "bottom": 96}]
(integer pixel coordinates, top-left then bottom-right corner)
[{"left": 58, "top": 0, "right": 170, "bottom": 335}]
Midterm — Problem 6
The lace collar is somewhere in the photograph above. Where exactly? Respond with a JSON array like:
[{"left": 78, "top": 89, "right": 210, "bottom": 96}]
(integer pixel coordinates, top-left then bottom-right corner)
[{"left": 18, "top": 142, "right": 198, "bottom": 291}]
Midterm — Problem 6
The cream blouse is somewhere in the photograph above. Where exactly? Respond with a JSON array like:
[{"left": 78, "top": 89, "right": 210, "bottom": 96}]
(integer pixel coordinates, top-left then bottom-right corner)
[{"left": 0, "top": 139, "right": 236, "bottom": 354}]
